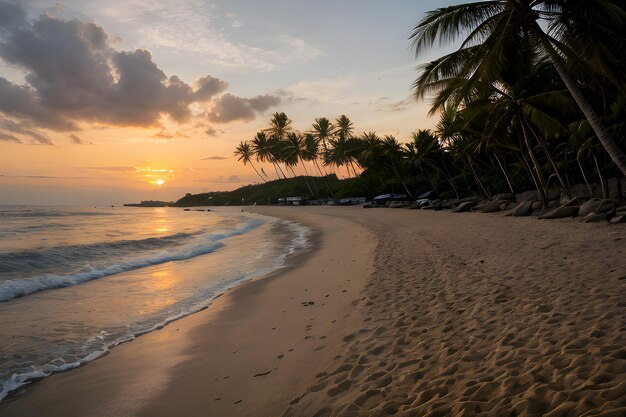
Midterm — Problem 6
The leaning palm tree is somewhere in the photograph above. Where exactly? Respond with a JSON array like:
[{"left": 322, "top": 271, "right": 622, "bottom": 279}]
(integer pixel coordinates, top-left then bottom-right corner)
[
  {"left": 410, "top": 0, "right": 626, "bottom": 175},
  {"left": 234, "top": 141, "right": 267, "bottom": 183},
  {"left": 250, "top": 131, "right": 285, "bottom": 180}
]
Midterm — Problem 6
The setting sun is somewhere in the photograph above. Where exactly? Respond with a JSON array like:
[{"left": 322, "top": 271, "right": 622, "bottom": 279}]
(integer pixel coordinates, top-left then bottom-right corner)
[{"left": 154, "top": 179, "right": 165, "bottom": 186}]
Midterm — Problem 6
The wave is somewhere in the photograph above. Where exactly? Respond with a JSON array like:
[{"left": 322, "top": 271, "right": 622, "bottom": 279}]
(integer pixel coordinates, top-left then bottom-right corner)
[
  {"left": 0, "top": 209, "right": 116, "bottom": 218},
  {"left": 0, "top": 219, "right": 265, "bottom": 302},
  {"left": 0, "top": 231, "right": 205, "bottom": 275}
]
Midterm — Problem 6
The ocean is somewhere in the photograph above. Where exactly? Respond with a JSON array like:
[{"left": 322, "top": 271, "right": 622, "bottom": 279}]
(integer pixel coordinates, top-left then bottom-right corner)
[{"left": 0, "top": 206, "right": 309, "bottom": 400}]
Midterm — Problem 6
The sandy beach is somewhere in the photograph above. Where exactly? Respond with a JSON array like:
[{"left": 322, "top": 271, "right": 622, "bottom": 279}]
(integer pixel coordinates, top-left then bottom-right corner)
[{"left": 1, "top": 206, "right": 625, "bottom": 417}]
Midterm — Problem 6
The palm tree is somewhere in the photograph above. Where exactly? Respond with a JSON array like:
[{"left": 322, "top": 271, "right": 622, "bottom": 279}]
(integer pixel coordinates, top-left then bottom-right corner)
[
  {"left": 265, "top": 112, "right": 292, "bottom": 140},
  {"left": 284, "top": 132, "right": 318, "bottom": 196},
  {"left": 410, "top": 0, "right": 626, "bottom": 175},
  {"left": 335, "top": 115, "right": 354, "bottom": 140},
  {"left": 250, "top": 131, "right": 285, "bottom": 180},
  {"left": 234, "top": 141, "right": 267, "bottom": 183},
  {"left": 380, "top": 135, "right": 413, "bottom": 198}
]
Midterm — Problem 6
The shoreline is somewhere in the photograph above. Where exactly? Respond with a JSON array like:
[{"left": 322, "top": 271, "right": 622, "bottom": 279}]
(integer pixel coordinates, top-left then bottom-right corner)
[
  {"left": 1, "top": 207, "right": 377, "bottom": 417},
  {"left": 2, "top": 206, "right": 625, "bottom": 416}
]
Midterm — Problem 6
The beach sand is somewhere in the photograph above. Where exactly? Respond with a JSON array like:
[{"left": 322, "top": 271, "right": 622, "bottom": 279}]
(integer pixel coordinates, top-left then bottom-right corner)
[{"left": 1, "top": 207, "right": 625, "bottom": 416}]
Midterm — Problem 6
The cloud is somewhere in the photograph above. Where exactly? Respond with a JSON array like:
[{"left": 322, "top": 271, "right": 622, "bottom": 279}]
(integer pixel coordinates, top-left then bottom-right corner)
[
  {"left": 68, "top": 133, "right": 93, "bottom": 144},
  {"left": 194, "top": 75, "right": 229, "bottom": 101},
  {"left": 0, "top": 119, "right": 54, "bottom": 145},
  {"left": 83, "top": 166, "right": 135, "bottom": 172},
  {"left": 0, "top": 132, "right": 20, "bottom": 143},
  {"left": 0, "top": 3, "right": 234, "bottom": 130},
  {"left": 106, "top": 0, "right": 323, "bottom": 71},
  {"left": 207, "top": 93, "right": 280, "bottom": 123},
  {"left": 386, "top": 98, "right": 414, "bottom": 112},
  {"left": 195, "top": 175, "right": 242, "bottom": 183},
  {"left": 201, "top": 156, "right": 228, "bottom": 160}
]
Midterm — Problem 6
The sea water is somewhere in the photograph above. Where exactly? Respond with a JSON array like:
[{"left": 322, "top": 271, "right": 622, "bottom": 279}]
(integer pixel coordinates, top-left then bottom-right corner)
[{"left": 0, "top": 206, "right": 309, "bottom": 400}]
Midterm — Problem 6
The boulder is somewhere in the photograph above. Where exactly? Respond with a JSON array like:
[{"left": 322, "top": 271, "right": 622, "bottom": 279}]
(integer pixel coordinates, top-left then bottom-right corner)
[
  {"left": 493, "top": 193, "right": 515, "bottom": 202},
  {"left": 480, "top": 200, "right": 506, "bottom": 213},
  {"left": 451, "top": 201, "right": 476, "bottom": 213},
  {"left": 583, "top": 212, "right": 608, "bottom": 223},
  {"left": 579, "top": 198, "right": 602, "bottom": 217},
  {"left": 512, "top": 201, "right": 533, "bottom": 217},
  {"left": 579, "top": 198, "right": 617, "bottom": 217},
  {"left": 539, "top": 205, "right": 580, "bottom": 220},
  {"left": 516, "top": 190, "right": 538, "bottom": 203}
]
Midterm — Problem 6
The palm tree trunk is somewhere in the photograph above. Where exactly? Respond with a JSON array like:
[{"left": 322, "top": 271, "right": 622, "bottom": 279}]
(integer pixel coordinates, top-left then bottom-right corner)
[
  {"left": 300, "top": 159, "right": 319, "bottom": 198},
  {"left": 518, "top": 126, "right": 547, "bottom": 207},
  {"left": 271, "top": 162, "right": 282, "bottom": 180},
  {"left": 576, "top": 140, "right": 594, "bottom": 197},
  {"left": 313, "top": 159, "right": 334, "bottom": 198},
  {"left": 524, "top": 119, "right": 568, "bottom": 193},
  {"left": 520, "top": 119, "right": 548, "bottom": 205},
  {"left": 467, "top": 155, "right": 490, "bottom": 199},
  {"left": 537, "top": 31, "right": 626, "bottom": 176},
  {"left": 390, "top": 162, "right": 413, "bottom": 198},
  {"left": 593, "top": 154, "right": 607, "bottom": 199},
  {"left": 493, "top": 153, "right": 515, "bottom": 195},
  {"left": 249, "top": 161, "right": 267, "bottom": 183}
]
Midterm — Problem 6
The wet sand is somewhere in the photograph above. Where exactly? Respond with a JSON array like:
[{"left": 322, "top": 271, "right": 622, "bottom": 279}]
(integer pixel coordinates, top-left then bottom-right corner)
[{"left": 1, "top": 206, "right": 625, "bottom": 416}]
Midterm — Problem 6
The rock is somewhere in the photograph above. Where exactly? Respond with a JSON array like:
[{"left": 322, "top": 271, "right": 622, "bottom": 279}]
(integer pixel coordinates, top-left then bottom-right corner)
[
  {"left": 616, "top": 206, "right": 626, "bottom": 216},
  {"left": 608, "top": 178, "right": 621, "bottom": 201},
  {"left": 451, "top": 201, "right": 476, "bottom": 213},
  {"left": 610, "top": 215, "right": 626, "bottom": 224},
  {"left": 579, "top": 198, "right": 617, "bottom": 217},
  {"left": 480, "top": 200, "right": 506, "bottom": 213},
  {"left": 512, "top": 201, "right": 533, "bottom": 217},
  {"left": 516, "top": 190, "right": 538, "bottom": 203},
  {"left": 499, "top": 202, "right": 510, "bottom": 211},
  {"left": 539, "top": 205, "right": 580, "bottom": 220},
  {"left": 493, "top": 193, "right": 515, "bottom": 202},
  {"left": 579, "top": 198, "right": 602, "bottom": 217},
  {"left": 532, "top": 201, "right": 543, "bottom": 210},
  {"left": 583, "top": 212, "right": 608, "bottom": 223}
]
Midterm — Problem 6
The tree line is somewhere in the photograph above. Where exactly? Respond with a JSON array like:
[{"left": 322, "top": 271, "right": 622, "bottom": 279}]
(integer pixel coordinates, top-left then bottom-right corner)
[{"left": 235, "top": 1, "right": 625, "bottom": 205}]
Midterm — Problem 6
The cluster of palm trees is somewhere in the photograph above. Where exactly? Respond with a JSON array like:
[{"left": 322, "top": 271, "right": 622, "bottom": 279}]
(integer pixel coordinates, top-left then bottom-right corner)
[
  {"left": 409, "top": 0, "right": 625, "bottom": 205},
  {"left": 236, "top": 1, "right": 624, "bottom": 204}
]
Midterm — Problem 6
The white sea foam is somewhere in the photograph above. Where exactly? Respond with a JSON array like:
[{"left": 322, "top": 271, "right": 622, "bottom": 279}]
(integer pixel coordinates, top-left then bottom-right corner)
[
  {"left": 0, "top": 219, "right": 265, "bottom": 302},
  {"left": 0, "top": 214, "right": 311, "bottom": 402}
]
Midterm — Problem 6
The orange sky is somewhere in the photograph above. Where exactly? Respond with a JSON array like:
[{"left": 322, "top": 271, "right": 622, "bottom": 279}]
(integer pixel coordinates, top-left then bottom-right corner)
[{"left": 0, "top": 0, "right": 457, "bottom": 205}]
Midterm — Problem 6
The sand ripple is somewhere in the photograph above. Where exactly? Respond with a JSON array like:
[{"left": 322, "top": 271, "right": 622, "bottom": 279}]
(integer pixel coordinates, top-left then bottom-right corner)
[{"left": 284, "top": 211, "right": 625, "bottom": 416}]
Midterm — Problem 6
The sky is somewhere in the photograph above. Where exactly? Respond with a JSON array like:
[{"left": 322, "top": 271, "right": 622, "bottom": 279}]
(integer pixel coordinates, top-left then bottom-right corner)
[{"left": 0, "top": 0, "right": 459, "bottom": 205}]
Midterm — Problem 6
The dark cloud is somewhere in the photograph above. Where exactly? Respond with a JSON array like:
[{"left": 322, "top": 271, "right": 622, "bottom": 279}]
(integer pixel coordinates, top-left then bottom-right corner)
[
  {"left": 194, "top": 76, "right": 228, "bottom": 101},
  {"left": 0, "top": 119, "right": 54, "bottom": 145},
  {"left": 201, "top": 156, "right": 228, "bottom": 160},
  {"left": 0, "top": 3, "right": 231, "bottom": 130},
  {"left": 0, "top": 132, "right": 21, "bottom": 143},
  {"left": 207, "top": 93, "right": 280, "bottom": 123},
  {"left": 68, "top": 133, "right": 90, "bottom": 144}
]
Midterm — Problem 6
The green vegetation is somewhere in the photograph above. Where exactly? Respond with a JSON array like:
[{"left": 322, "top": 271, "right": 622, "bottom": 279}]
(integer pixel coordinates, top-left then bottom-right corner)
[
  {"left": 173, "top": 175, "right": 368, "bottom": 206},
  {"left": 183, "top": 1, "right": 624, "bottom": 207}
]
